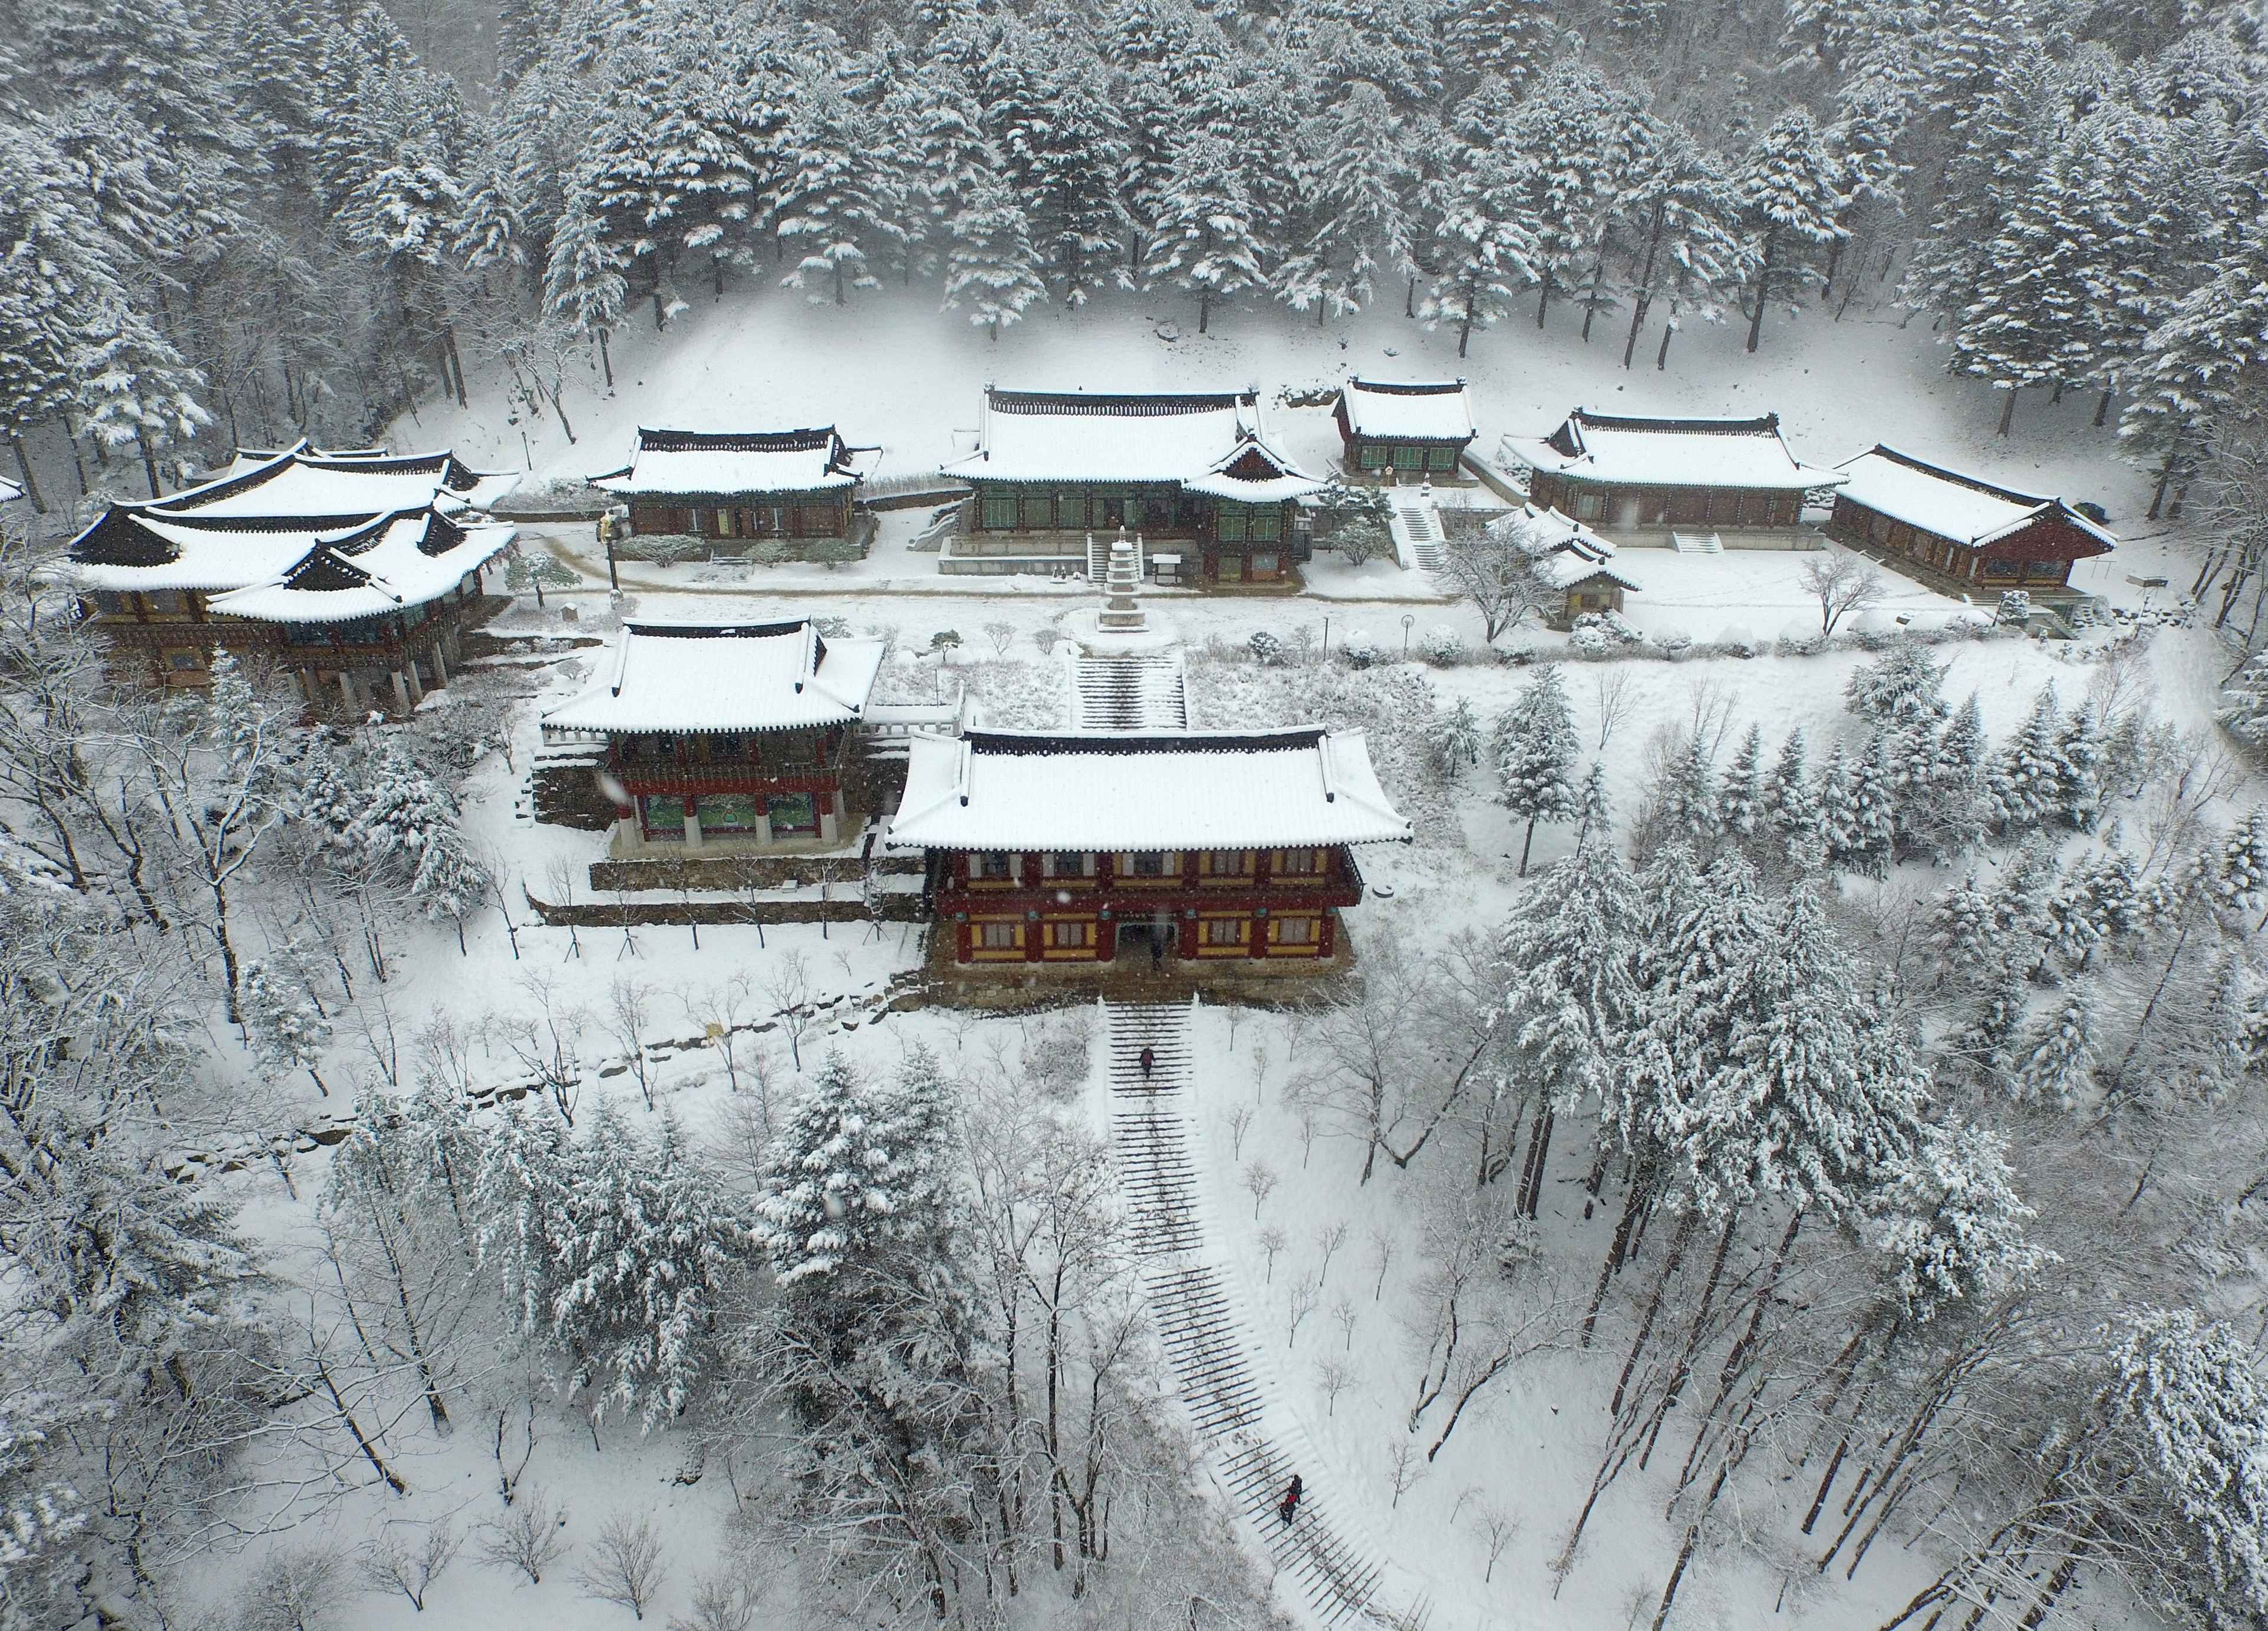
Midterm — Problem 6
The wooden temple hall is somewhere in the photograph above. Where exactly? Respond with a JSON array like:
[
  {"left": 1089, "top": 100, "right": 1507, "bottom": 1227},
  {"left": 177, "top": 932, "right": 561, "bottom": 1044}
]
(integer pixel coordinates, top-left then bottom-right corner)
[
  {"left": 63, "top": 441, "right": 519, "bottom": 712},
  {"left": 885, "top": 727, "right": 1410, "bottom": 966},
  {"left": 1826, "top": 445, "right": 2115, "bottom": 597},
  {"left": 541, "top": 619, "right": 889, "bottom": 854},
  {"left": 590, "top": 425, "right": 879, "bottom": 552},
  {"left": 939, "top": 387, "right": 1325, "bottom": 583},
  {"left": 1506, "top": 409, "right": 1842, "bottom": 543}
]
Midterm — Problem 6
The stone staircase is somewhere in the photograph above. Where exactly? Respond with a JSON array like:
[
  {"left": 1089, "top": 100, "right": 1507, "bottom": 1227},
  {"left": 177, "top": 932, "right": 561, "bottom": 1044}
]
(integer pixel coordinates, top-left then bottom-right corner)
[
  {"left": 1072, "top": 652, "right": 1186, "bottom": 730},
  {"left": 1671, "top": 530, "right": 1725, "bottom": 555},
  {"left": 1102, "top": 1001, "right": 1414, "bottom": 1629},
  {"left": 1388, "top": 498, "right": 1447, "bottom": 574}
]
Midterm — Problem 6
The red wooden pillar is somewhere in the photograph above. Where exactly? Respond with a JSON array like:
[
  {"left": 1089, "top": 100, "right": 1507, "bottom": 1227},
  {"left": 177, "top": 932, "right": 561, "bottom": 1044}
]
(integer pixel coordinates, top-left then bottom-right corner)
[{"left": 1319, "top": 909, "right": 1339, "bottom": 958}]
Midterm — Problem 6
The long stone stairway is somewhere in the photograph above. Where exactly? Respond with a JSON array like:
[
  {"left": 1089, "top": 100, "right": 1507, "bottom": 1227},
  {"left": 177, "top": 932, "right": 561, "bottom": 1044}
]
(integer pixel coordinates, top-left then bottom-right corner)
[
  {"left": 1389, "top": 498, "right": 1448, "bottom": 575},
  {"left": 1103, "top": 1001, "right": 1418, "bottom": 1628},
  {"left": 1072, "top": 652, "right": 1187, "bottom": 730}
]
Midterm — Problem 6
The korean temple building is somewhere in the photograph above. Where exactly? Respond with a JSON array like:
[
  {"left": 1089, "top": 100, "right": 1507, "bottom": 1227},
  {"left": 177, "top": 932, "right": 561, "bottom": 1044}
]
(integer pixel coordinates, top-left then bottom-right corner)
[
  {"left": 591, "top": 426, "right": 879, "bottom": 553},
  {"left": 64, "top": 441, "right": 518, "bottom": 711},
  {"left": 1334, "top": 378, "right": 1477, "bottom": 480},
  {"left": 1826, "top": 446, "right": 2115, "bottom": 597},
  {"left": 1506, "top": 504, "right": 1644, "bottom": 628},
  {"left": 1506, "top": 409, "right": 1842, "bottom": 544},
  {"left": 540, "top": 618, "right": 888, "bottom": 854},
  {"left": 939, "top": 387, "right": 1325, "bottom": 585},
  {"left": 885, "top": 726, "right": 1410, "bottom": 966}
]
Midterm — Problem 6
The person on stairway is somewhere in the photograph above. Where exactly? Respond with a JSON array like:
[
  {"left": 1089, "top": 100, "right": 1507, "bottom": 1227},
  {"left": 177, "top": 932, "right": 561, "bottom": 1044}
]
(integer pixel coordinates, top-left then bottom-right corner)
[
  {"left": 1139, "top": 1045, "right": 1155, "bottom": 1082},
  {"left": 1279, "top": 1474, "right": 1303, "bottom": 1527}
]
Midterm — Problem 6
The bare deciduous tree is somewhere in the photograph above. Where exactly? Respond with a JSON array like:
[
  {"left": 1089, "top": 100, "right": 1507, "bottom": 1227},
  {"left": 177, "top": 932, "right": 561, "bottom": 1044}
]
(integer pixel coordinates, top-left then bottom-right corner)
[
  {"left": 576, "top": 1511, "right": 665, "bottom": 1620},
  {"left": 479, "top": 1487, "right": 569, "bottom": 1584},
  {"left": 360, "top": 1520, "right": 464, "bottom": 1612},
  {"left": 605, "top": 975, "right": 658, "bottom": 1110},
  {"left": 1798, "top": 553, "right": 1883, "bottom": 636},
  {"left": 1592, "top": 666, "right": 1637, "bottom": 750}
]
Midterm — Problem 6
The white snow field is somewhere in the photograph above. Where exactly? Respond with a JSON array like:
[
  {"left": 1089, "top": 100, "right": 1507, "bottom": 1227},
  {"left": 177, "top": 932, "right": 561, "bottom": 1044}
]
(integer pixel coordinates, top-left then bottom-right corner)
[{"left": 152, "top": 290, "right": 2241, "bottom": 1631}]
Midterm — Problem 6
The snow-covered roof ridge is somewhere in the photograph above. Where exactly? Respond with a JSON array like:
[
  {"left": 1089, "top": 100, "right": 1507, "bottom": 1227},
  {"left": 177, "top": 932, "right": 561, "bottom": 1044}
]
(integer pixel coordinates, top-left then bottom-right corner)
[
  {"left": 942, "top": 384, "right": 1320, "bottom": 491},
  {"left": 1339, "top": 378, "right": 1477, "bottom": 442},
  {"left": 884, "top": 725, "right": 1411, "bottom": 852},
  {"left": 541, "top": 618, "right": 888, "bottom": 737},
  {"left": 1506, "top": 504, "right": 1644, "bottom": 592},
  {"left": 126, "top": 441, "right": 517, "bottom": 519},
  {"left": 201, "top": 510, "right": 517, "bottom": 624},
  {"left": 1836, "top": 445, "right": 2118, "bottom": 550},
  {"left": 1507, "top": 407, "right": 1845, "bottom": 492},
  {"left": 0, "top": 475, "right": 24, "bottom": 504},
  {"left": 589, "top": 426, "right": 879, "bottom": 497}
]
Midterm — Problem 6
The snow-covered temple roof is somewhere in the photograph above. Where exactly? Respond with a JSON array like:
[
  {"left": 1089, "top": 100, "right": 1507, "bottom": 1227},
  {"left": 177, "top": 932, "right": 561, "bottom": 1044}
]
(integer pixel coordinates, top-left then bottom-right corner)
[
  {"left": 1338, "top": 378, "right": 1476, "bottom": 443},
  {"left": 589, "top": 427, "right": 879, "bottom": 498},
  {"left": 542, "top": 619, "right": 888, "bottom": 737},
  {"left": 1835, "top": 446, "right": 2117, "bottom": 552},
  {"left": 203, "top": 510, "right": 516, "bottom": 625},
  {"left": 885, "top": 727, "right": 1410, "bottom": 853},
  {"left": 132, "top": 439, "right": 519, "bottom": 520},
  {"left": 65, "top": 439, "right": 521, "bottom": 603},
  {"left": 0, "top": 475, "right": 22, "bottom": 504},
  {"left": 942, "top": 388, "right": 1324, "bottom": 495},
  {"left": 1505, "top": 409, "right": 1843, "bottom": 491},
  {"left": 1508, "top": 504, "right": 1644, "bottom": 593}
]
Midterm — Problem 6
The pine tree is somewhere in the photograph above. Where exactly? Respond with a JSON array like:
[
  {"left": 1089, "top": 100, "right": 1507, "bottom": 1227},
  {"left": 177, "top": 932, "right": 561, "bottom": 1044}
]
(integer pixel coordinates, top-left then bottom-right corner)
[
  {"left": 775, "top": 76, "right": 894, "bottom": 307},
  {"left": 1867, "top": 1119, "right": 2046, "bottom": 1324},
  {"left": 1442, "top": 0, "right": 1558, "bottom": 91},
  {"left": 542, "top": 184, "right": 628, "bottom": 352},
  {"left": 1732, "top": 108, "right": 1846, "bottom": 353},
  {"left": 988, "top": 32, "right": 1128, "bottom": 306},
  {"left": 1416, "top": 150, "right": 1538, "bottom": 357},
  {"left": 1930, "top": 692, "right": 1991, "bottom": 854},
  {"left": 2121, "top": 222, "right": 2268, "bottom": 510},
  {"left": 1988, "top": 687, "right": 2062, "bottom": 834},
  {"left": 757, "top": 1051, "right": 917, "bottom": 1288},
  {"left": 2052, "top": 702, "right": 2104, "bottom": 831},
  {"left": 1845, "top": 639, "right": 1951, "bottom": 727},
  {"left": 1613, "top": 117, "right": 1745, "bottom": 369},
  {"left": 1496, "top": 663, "right": 1580, "bottom": 874},
  {"left": 1817, "top": 740, "right": 1861, "bottom": 871},
  {"left": 2212, "top": 807, "right": 2268, "bottom": 919},
  {"left": 1427, "top": 696, "right": 1485, "bottom": 783},
  {"left": 1719, "top": 724, "right": 1766, "bottom": 842},
  {"left": 1502, "top": 62, "right": 1634, "bottom": 332},
  {"left": 2220, "top": 649, "right": 2268, "bottom": 750},
  {"left": 2013, "top": 995, "right": 2094, "bottom": 1107},
  {"left": 1931, "top": 870, "right": 2002, "bottom": 975},
  {"left": 1954, "top": 957, "right": 2029, "bottom": 1085},
  {"left": 1144, "top": 131, "right": 1267, "bottom": 334},
  {"left": 239, "top": 947, "right": 332, "bottom": 1092},
  {"left": 1847, "top": 732, "right": 1899, "bottom": 873},
  {"left": 1659, "top": 733, "right": 1718, "bottom": 846},
  {"left": 1496, "top": 764, "right": 1644, "bottom": 1198},
  {"left": 1278, "top": 83, "right": 1412, "bottom": 325},
  {"left": 1771, "top": 727, "right": 1827, "bottom": 873},
  {"left": 2099, "top": 1307, "right": 2268, "bottom": 1625},
  {"left": 942, "top": 153, "right": 1045, "bottom": 341}
]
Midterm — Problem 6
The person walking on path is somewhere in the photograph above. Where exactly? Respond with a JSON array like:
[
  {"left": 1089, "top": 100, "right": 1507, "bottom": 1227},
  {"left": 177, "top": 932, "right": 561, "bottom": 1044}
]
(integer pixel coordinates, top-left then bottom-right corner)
[
  {"left": 1139, "top": 1045, "right": 1155, "bottom": 1083},
  {"left": 1278, "top": 1474, "right": 1303, "bottom": 1527},
  {"left": 1151, "top": 935, "right": 1164, "bottom": 973}
]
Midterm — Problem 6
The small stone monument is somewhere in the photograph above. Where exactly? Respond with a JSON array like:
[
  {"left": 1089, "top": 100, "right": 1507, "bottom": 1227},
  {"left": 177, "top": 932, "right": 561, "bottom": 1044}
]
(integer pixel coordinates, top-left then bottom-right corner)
[{"left": 1097, "top": 532, "right": 1148, "bottom": 633}]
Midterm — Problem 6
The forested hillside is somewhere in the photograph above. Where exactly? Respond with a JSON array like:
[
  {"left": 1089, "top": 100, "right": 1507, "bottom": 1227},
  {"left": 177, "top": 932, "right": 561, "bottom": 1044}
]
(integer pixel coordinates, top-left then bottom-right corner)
[{"left": 2, "top": 0, "right": 2265, "bottom": 514}]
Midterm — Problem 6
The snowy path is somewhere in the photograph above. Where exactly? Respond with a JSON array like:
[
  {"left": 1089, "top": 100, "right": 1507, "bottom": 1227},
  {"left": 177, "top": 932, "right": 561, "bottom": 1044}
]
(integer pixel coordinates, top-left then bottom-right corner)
[
  {"left": 1105, "top": 1001, "right": 1425, "bottom": 1629},
  {"left": 1072, "top": 652, "right": 1188, "bottom": 729}
]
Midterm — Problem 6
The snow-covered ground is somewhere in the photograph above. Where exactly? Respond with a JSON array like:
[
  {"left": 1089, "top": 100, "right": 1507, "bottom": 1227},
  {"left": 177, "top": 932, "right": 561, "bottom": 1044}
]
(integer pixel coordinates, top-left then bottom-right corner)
[{"left": 150, "top": 293, "right": 2246, "bottom": 1631}]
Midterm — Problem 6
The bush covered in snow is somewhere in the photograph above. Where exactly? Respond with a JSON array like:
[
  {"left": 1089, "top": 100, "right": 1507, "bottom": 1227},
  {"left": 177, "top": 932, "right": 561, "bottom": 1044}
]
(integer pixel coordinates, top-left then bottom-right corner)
[
  {"left": 1996, "top": 589, "right": 2033, "bottom": 627},
  {"left": 1248, "top": 629, "right": 1287, "bottom": 666},
  {"left": 1338, "top": 630, "right": 1384, "bottom": 669},
  {"left": 960, "top": 658, "right": 1071, "bottom": 730},
  {"left": 1418, "top": 625, "right": 1467, "bottom": 665}
]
